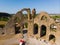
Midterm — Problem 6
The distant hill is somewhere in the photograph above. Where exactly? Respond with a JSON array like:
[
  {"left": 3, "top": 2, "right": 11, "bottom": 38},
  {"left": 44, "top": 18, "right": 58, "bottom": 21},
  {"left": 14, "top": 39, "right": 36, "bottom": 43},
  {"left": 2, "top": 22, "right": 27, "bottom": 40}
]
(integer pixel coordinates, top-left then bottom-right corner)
[
  {"left": 0, "top": 12, "right": 12, "bottom": 21},
  {"left": 0, "top": 12, "right": 11, "bottom": 17}
]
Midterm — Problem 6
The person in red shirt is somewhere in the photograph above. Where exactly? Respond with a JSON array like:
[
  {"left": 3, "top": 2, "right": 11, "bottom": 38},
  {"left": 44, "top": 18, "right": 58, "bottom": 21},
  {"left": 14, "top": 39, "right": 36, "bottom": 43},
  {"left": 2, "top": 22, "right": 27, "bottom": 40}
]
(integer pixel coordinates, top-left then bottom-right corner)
[{"left": 19, "top": 39, "right": 25, "bottom": 45}]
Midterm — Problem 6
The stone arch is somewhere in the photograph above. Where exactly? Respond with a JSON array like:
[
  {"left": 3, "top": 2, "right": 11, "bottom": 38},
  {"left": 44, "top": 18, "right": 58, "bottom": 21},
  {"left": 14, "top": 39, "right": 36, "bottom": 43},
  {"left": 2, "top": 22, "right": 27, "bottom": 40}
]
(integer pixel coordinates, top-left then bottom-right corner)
[
  {"left": 49, "top": 34, "right": 56, "bottom": 42},
  {"left": 14, "top": 8, "right": 31, "bottom": 34},
  {"left": 33, "top": 23, "right": 38, "bottom": 34},
  {"left": 16, "top": 8, "right": 31, "bottom": 20},
  {"left": 15, "top": 8, "right": 31, "bottom": 27},
  {"left": 40, "top": 25, "right": 46, "bottom": 37},
  {"left": 38, "top": 12, "right": 51, "bottom": 22},
  {"left": 21, "top": 8, "right": 32, "bottom": 19}
]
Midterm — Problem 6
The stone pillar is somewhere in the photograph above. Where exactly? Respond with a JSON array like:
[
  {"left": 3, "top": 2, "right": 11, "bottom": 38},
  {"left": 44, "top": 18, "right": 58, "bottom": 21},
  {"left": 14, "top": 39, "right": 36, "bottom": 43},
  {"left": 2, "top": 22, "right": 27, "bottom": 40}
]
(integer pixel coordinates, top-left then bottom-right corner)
[
  {"left": 32, "top": 8, "right": 36, "bottom": 18},
  {"left": 46, "top": 25, "right": 50, "bottom": 41},
  {"left": 28, "top": 20, "right": 34, "bottom": 37},
  {"left": 27, "top": 8, "right": 31, "bottom": 20},
  {"left": 27, "top": 9, "right": 34, "bottom": 37}
]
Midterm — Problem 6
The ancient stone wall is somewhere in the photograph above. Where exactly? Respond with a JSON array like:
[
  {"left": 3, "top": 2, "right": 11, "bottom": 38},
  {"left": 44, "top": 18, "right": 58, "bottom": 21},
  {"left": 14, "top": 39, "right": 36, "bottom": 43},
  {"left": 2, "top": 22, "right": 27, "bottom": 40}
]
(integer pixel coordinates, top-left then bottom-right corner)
[{"left": 0, "top": 8, "right": 60, "bottom": 43}]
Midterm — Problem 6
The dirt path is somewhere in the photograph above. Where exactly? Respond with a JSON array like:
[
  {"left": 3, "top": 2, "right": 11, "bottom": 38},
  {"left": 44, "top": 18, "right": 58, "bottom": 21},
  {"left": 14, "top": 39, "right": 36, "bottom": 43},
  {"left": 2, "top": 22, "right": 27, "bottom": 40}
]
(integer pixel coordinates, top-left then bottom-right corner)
[{"left": 0, "top": 34, "right": 22, "bottom": 45}]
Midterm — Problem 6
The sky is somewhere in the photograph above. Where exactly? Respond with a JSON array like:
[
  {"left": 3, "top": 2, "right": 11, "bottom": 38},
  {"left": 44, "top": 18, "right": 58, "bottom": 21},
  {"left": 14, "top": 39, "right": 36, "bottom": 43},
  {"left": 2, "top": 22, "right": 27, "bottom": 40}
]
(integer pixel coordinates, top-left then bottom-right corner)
[{"left": 0, "top": 0, "right": 60, "bottom": 14}]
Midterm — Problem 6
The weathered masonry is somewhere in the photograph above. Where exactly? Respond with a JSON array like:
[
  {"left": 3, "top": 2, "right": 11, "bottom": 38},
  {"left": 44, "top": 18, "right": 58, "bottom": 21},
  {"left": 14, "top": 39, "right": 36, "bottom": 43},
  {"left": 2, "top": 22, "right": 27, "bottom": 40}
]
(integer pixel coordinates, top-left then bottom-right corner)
[{"left": 0, "top": 8, "right": 60, "bottom": 43}]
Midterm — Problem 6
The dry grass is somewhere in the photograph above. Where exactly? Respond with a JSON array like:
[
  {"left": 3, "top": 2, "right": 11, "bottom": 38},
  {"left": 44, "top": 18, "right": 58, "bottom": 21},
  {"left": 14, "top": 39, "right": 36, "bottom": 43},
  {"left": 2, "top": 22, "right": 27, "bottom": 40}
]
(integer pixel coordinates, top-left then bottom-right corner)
[{"left": 0, "top": 21, "right": 7, "bottom": 25}]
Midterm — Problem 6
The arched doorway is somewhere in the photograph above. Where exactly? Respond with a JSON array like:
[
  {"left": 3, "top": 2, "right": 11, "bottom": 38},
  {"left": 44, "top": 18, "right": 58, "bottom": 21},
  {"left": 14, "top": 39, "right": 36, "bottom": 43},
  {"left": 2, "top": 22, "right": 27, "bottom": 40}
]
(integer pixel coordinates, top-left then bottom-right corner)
[
  {"left": 40, "top": 25, "right": 46, "bottom": 37},
  {"left": 15, "top": 23, "right": 20, "bottom": 34},
  {"left": 33, "top": 24, "right": 38, "bottom": 34},
  {"left": 49, "top": 34, "right": 55, "bottom": 42}
]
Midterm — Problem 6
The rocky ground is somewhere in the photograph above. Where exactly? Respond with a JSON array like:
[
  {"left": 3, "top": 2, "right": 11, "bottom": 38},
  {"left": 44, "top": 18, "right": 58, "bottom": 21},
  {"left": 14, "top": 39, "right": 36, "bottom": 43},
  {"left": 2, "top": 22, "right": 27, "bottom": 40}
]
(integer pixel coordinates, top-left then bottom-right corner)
[{"left": 0, "top": 33, "right": 60, "bottom": 45}]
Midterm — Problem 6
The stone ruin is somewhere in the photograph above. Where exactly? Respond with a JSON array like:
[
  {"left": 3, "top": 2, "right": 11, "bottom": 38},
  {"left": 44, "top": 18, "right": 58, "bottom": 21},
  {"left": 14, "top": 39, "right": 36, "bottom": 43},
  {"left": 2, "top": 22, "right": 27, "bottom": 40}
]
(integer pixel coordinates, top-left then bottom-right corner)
[{"left": 0, "top": 8, "right": 60, "bottom": 43}]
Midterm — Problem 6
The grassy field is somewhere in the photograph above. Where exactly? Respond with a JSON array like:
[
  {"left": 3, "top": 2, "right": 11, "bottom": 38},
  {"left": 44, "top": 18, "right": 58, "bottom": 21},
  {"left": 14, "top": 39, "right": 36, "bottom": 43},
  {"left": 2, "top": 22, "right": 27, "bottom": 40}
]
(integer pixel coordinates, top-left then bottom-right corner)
[
  {"left": 0, "top": 21, "right": 7, "bottom": 25},
  {"left": 50, "top": 15, "right": 60, "bottom": 20}
]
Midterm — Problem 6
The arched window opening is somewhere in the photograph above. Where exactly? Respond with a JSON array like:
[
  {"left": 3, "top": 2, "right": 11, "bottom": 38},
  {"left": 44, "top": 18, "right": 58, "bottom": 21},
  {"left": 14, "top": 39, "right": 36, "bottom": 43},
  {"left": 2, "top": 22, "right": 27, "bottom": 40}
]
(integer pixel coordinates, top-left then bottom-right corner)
[
  {"left": 40, "top": 25, "right": 46, "bottom": 37},
  {"left": 33, "top": 24, "right": 38, "bottom": 34},
  {"left": 41, "top": 16, "right": 47, "bottom": 21},
  {"left": 50, "top": 24, "right": 57, "bottom": 32},
  {"left": 49, "top": 35, "right": 55, "bottom": 42}
]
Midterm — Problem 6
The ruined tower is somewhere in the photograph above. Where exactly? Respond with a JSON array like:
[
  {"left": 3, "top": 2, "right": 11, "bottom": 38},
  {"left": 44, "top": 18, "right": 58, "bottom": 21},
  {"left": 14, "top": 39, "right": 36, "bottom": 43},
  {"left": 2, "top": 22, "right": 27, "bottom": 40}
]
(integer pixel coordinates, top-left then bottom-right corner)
[{"left": 28, "top": 8, "right": 36, "bottom": 37}]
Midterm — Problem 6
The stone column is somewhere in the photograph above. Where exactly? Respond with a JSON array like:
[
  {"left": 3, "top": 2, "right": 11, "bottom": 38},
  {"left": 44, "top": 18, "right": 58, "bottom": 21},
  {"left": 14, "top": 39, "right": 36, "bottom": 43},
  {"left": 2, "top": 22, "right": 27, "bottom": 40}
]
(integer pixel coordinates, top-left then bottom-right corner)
[
  {"left": 27, "top": 8, "right": 34, "bottom": 37},
  {"left": 46, "top": 25, "right": 50, "bottom": 41}
]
